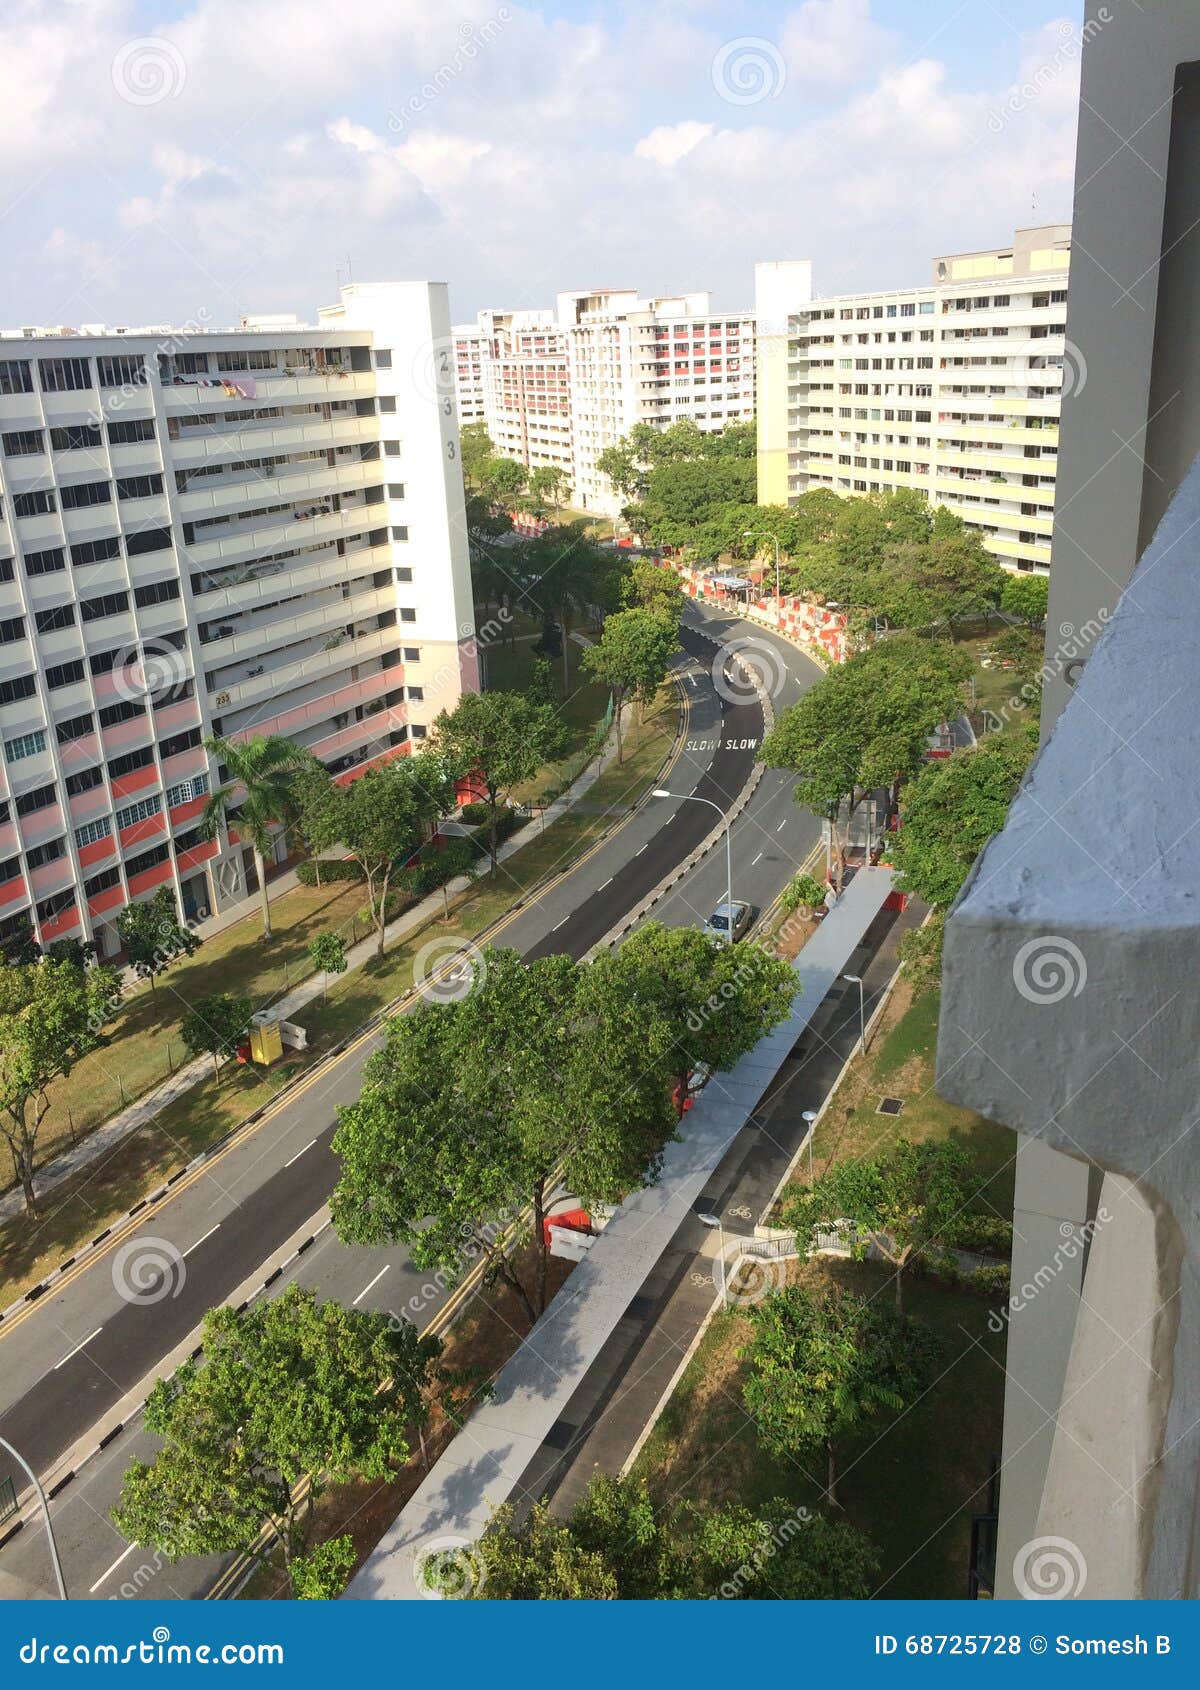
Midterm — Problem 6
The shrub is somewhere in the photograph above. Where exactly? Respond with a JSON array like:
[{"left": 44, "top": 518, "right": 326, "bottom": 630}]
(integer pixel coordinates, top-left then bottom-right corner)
[
  {"left": 968, "top": 1262, "right": 1012, "bottom": 1299},
  {"left": 458, "top": 801, "right": 491, "bottom": 825},
  {"left": 951, "top": 1212, "right": 1014, "bottom": 1256},
  {"left": 780, "top": 872, "right": 828, "bottom": 916},
  {"left": 296, "top": 858, "right": 364, "bottom": 886}
]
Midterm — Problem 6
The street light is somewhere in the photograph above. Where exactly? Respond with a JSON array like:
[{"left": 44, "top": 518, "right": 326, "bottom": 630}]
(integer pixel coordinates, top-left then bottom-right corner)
[
  {"left": 742, "top": 530, "right": 782, "bottom": 610},
  {"left": 0, "top": 1436, "right": 68, "bottom": 1599},
  {"left": 696, "top": 1211, "right": 729, "bottom": 1308},
  {"left": 801, "top": 1110, "right": 818, "bottom": 1184},
  {"left": 652, "top": 789, "right": 733, "bottom": 943},
  {"left": 841, "top": 973, "right": 866, "bottom": 1054}
]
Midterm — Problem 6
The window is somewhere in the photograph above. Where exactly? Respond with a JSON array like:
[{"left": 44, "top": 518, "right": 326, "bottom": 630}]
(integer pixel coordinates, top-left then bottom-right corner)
[
  {"left": 159, "top": 727, "right": 201, "bottom": 759},
  {"left": 37, "top": 888, "right": 77, "bottom": 922},
  {"left": 406, "top": 685, "right": 423, "bottom": 701},
  {"left": 71, "top": 536, "right": 121, "bottom": 567},
  {"left": 125, "top": 843, "right": 169, "bottom": 878},
  {"left": 13, "top": 490, "right": 56, "bottom": 517},
  {"left": 50, "top": 424, "right": 102, "bottom": 452},
  {"left": 106, "top": 745, "right": 154, "bottom": 780},
  {"left": 35, "top": 604, "right": 76, "bottom": 634},
  {"left": 166, "top": 772, "right": 210, "bottom": 807},
  {"left": 27, "top": 836, "right": 66, "bottom": 869},
  {"left": 84, "top": 865, "right": 121, "bottom": 898},
  {"left": 24, "top": 547, "right": 65, "bottom": 576},
  {"left": 410, "top": 723, "right": 427, "bottom": 740},
  {"left": 116, "top": 473, "right": 164, "bottom": 501},
  {"left": 60, "top": 481, "right": 111, "bottom": 510},
  {"left": 0, "top": 673, "right": 36, "bottom": 707},
  {"left": 97, "top": 354, "right": 146, "bottom": 389},
  {"left": 0, "top": 559, "right": 11, "bottom": 583},
  {"left": 387, "top": 484, "right": 405, "bottom": 498},
  {"left": 378, "top": 396, "right": 396, "bottom": 413},
  {"left": 99, "top": 698, "right": 145, "bottom": 729},
  {"left": 403, "top": 646, "right": 420, "bottom": 662},
  {"left": 125, "top": 527, "right": 173, "bottom": 556},
  {"left": 395, "top": 566, "right": 412, "bottom": 583},
  {"left": 3, "top": 429, "right": 44, "bottom": 458},
  {"left": 399, "top": 607, "right": 416, "bottom": 623},
  {"left": 173, "top": 826, "right": 206, "bottom": 854},
  {"left": 919, "top": 302, "right": 935, "bottom": 314},
  {"left": 56, "top": 711, "right": 94, "bottom": 745},
  {"left": 391, "top": 525, "right": 408, "bottom": 542},
  {"left": 0, "top": 857, "right": 21, "bottom": 885},
  {"left": 133, "top": 578, "right": 180, "bottom": 608},
  {"left": 45, "top": 658, "right": 85, "bottom": 689},
  {"left": 75, "top": 816, "right": 112, "bottom": 848},
  {"left": 66, "top": 765, "right": 103, "bottom": 796},
  {"left": 38, "top": 357, "right": 92, "bottom": 392},
  {"left": 5, "top": 728, "right": 47, "bottom": 763},
  {"left": 89, "top": 648, "right": 119, "bottom": 676},
  {"left": 374, "top": 350, "right": 392, "bottom": 369},
  {"left": 0, "top": 360, "right": 33, "bottom": 395},
  {"left": 384, "top": 441, "right": 401, "bottom": 456},
  {"left": 107, "top": 417, "right": 156, "bottom": 445},
  {"left": 15, "top": 783, "right": 56, "bottom": 817},
  {"left": 81, "top": 591, "right": 129, "bottom": 622},
  {"left": 116, "top": 793, "right": 162, "bottom": 830}
]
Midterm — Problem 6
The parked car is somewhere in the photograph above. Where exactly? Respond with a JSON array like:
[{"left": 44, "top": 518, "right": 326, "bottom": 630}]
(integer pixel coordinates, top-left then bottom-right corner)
[{"left": 703, "top": 900, "right": 753, "bottom": 943}]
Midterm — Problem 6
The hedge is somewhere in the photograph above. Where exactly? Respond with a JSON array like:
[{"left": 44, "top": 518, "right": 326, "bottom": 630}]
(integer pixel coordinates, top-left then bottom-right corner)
[
  {"left": 459, "top": 801, "right": 492, "bottom": 825},
  {"left": 296, "top": 858, "right": 365, "bottom": 886}
]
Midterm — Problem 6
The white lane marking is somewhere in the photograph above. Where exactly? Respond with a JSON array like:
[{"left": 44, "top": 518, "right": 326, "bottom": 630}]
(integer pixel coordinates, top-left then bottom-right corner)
[
  {"left": 54, "top": 1327, "right": 102, "bottom": 1369},
  {"left": 89, "top": 1542, "right": 139, "bottom": 1593},
  {"left": 634, "top": 844, "right": 646, "bottom": 856},
  {"left": 776, "top": 820, "right": 787, "bottom": 832},
  {"left": 352, "top": 1265, "right": 390, "bottom": 1306},
  {"left": 752, "top": 852, "right": 763, "bottom": 865},
  {"left": 283, "top": 1137, "right": 317, "bottom": 1168},
  {"left": 551, "top": 916, "right": 569, "bottom": 931},
  {"left": 598, "top": 877, "right": 612, "bottom": 890},
  {"left": 183, "top": 1224, "right": 220, "bottom": 1258}
]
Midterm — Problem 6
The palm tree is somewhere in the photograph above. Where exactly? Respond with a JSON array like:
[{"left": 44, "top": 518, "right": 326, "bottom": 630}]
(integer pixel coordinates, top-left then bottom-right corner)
[{"left": 201, "top": 734, "right": 314, "bottom": 939}]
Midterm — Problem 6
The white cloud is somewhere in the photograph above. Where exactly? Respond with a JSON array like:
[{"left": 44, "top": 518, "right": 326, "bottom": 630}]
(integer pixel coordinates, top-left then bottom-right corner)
[{"left": 634, "top": 121, "right": 715, "bottom": 168}]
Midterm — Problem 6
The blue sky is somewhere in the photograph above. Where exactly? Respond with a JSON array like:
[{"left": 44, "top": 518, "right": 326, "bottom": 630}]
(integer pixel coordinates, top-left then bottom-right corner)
[{"left": 0, "top": 0, "right": 1084, "bottom": 329}]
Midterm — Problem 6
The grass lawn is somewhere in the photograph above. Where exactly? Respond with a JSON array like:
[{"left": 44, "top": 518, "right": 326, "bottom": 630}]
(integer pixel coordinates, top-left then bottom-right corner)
[
  {"left": 478, "top": 608, "right": 612, "bottom": 803},
  {"left": 631, "top": 1255, "right": 1007, "bottom": 1599},
  {"left": 805, "top": 975, "right": 1018, "bottom": 1220},
  {"left": 0, "top": 690, "right": 680, "bottom": 1306},
  {"left": 953, "top": 624, "right": 1043, "bottom": 744}
]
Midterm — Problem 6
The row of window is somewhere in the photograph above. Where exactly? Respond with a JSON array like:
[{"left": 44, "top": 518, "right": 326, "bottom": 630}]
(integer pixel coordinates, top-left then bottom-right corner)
[
  {"left": 5, "top": 474, "right": 164, "bottom": 519},
  {"left": 0, "top": 355, "right": 148, "bottom": 396},
  {"left": 1, "top": 418, "right": 158, "bottom": 459}
]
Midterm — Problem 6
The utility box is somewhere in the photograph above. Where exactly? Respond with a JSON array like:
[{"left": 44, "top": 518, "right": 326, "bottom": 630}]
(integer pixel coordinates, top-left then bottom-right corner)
[{"left": 249, "top": 1021, "right": 284, "bottom": 1066}]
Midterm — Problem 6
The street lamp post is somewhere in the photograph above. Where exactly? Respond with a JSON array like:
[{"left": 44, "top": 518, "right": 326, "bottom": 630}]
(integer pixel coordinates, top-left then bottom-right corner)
[
  {"left": 697, "top": 1211, "right": 728, "bottom": 1308},
  {"left": 842, "top": 973, "right": 866, "bottom": 1054},
  {"left": 0, "top": 1436, "right": 68, "bottom": 1599},
  {"left": 742, "top": 530, "right": 782, "bottom": 615},
  {"left": 652, "top": 789, "right": 733, "bottom": 943},
  {"left": 801, "top": 1110, "right": 818, "bottom": 1184}
]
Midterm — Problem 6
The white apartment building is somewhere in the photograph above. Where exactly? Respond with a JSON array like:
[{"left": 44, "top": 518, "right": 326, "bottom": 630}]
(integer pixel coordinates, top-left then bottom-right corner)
[
  {"left": 756, "top": 227, "right": 1072, "bottom": 573},
  {"left": 454, "top": 290, "right": 756, "bottom": 516},
  {"left": 0, "top": 282, "right": 476, "bottom": 959},
  {"left": 453, "top": 323, "right": 487, "bottom": 427}
]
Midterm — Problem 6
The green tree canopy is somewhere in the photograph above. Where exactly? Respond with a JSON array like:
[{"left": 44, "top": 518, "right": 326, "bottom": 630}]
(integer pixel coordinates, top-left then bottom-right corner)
[
  {"left": 1000, "top": 571, "right": 1049, "bottom": 626},
  {"left": 201, "top": 733, "right": 315, "bottom": 938},
  {"left": 580, "top": 607, "right": 679, "bottom": 760},
  {"left": 431, "top": 690, "right": 569, "bottom": 870},
  {"left": 179, "top": 993, "right": 253, "bottom": 1079},
  {"left": 459, "top": 421, "right": 495, "bottom": 488},
  {"left": 115, "top": 886, "right": 199, "bottom": 994},
  {"left": 888, "top": 732, "right": 1035, "bottom": 909},
  {"left": 0, "top": 957, "right": 119, "bottom": 1210}
]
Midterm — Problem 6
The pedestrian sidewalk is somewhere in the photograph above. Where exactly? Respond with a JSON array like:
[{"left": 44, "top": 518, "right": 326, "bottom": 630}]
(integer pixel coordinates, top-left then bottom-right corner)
[
  {"left": 0, "top": 700, "right": 642, "bottom": 1226},
  {"left": 344, "top": 867, "right": 898, "bottom": 1599}
]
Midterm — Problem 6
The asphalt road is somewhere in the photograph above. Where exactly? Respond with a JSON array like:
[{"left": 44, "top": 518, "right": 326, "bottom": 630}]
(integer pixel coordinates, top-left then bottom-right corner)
[{"left": 0, "top": 604, "right": 825, "bottom": 1601}]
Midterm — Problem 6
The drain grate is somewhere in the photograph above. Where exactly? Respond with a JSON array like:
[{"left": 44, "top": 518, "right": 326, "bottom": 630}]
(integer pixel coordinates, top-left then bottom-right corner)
[
  {"left": 544, "top": 1419, "right": 577, "bottom": 1451},
  {"left": 625, "top": 1294, "right": 655, "bottom": 1322},
  {"left": 877, "top": 1097, "right": 905, "bottom": 1116}
]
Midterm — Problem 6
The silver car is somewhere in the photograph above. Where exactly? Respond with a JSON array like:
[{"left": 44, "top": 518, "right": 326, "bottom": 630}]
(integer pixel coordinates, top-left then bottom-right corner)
[{"left": 703, "top": 900, "right": 753, "bottom": 943}]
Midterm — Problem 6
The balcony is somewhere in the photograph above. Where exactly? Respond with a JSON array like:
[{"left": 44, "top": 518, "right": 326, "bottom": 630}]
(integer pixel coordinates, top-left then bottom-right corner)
[
  {"left": 175, "top": 454, "right": 378, "bottom": 522},
  {"left": 126, "top": 858, "right": 174, "bottom": 899},
  {"left": 18, "top": 801, "right": 65, "bottom": 848},
  {"left": 937, "top": 455, "right": 1200, "bottom": 1599},
  {"left": 160, "top": 368, "right": 375, "bottom": 411},
  {"left": 236, "top": 661, "right": 405, "bottom": 742},
  {"left": 168, "top": 413, "right": 379, "bottom": 469},
  {"left": 200, "top": 584, "right": 392, "bottom": 669},
  {"left": 175, "top": 837, "right": 218, "bottom": 874},
  {"left": 28, "top": 856, "right": 74, "bottom": 899},
  {"left": 190, "top": 543, "right": 389, "bottom": 614},
  {"left": 208, "top": 624, "right": 396, "bottom": 713},
  {"left": 182, "top": 501, "right": 380, "bottom": 572}
]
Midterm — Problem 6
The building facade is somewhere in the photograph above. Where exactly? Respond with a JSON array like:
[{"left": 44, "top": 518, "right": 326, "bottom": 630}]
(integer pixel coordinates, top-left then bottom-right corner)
[
  {"left": 756, "top": 227, "right": 1072, "bottom": 574},
  {"left": 453, "top": 290, "right": 757, "bottom": 516},
  {"left": 0, "top": 282, "right": 476, "bottom": 959}
]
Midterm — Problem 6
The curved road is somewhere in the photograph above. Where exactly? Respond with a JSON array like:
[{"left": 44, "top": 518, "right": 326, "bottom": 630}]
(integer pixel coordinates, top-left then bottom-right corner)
[{"left": 0, "top": 605, "right": 824, "bottom": 1600}]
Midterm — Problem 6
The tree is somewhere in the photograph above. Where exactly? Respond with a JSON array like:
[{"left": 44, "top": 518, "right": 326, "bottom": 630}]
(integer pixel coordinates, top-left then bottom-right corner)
[
  {"left": 742, "top": 1283, "right": 943, "bottom": 1505},
  {"left": 888, "top": 733, "right": 1035, "bottom": 909},
  {"left": 291, "top": 1535, "right": 357, "bottom": 1600},
  {"left": 115, "top": 886, "right": 199, "bottom": 993},
  {"left": 590, "top": 921, "right": 799, "bottom": 1109},
  {"left": 881, "top": 534, "right": 1005, "bottom": 635},
  {"left": 201, "top": 734, "right": 314, "bottom": 939},
  {"left": 1000, "top": 571, "right": 1049, "bottom": 627},
  {"left": 580, "top": 607, "right": 679, "bottom": 761},
  {"left": 760, "top": 634, "right": 971, "bottom": 889},
  {"left": 113, "top": 1287, "right": 438, "bottom": 1596},
  {"left": 784, "top": 1138, "right": 980, "bottom": 1310},
  {"left": 683, "top": 1499, "right": 880, "bottom": 1599},
  {"left": 459, "top": 421, "right": 495, "bottom": 489},
  {"left": 307, "top": 930, "right": 348, "bottom": 999},
  {"left": 334, "top": 757, "right": 455, "bottom": 958},
  {"left": 331, "top": 947, "right": 679, "bottom": 1321},
  {"left": 477, "top": 455, "right": 527, "bottom": 503},
  {"left": 398, "top": 835, "right": 476, "bottom": 920},
  {"left": 291, "top": 761, "right": 345, "bottom": 886},
  {"left": 0, "top": 957, "right": 119, "bottom": 1210},
  {"left": 428, "top": 1502, "right": 619, "bottom": 1599},
  {"left": 528, "top": 464, "right": 570, "bottom": 511},
  {"left": 432, "top": 691, "right": 568, "bottom": 871},
  {"left": 179, "top": 993, "right": 252, "bottom": 1080},
  {"left": 622, "top": 558, "right": 685, "bottom": 622}
]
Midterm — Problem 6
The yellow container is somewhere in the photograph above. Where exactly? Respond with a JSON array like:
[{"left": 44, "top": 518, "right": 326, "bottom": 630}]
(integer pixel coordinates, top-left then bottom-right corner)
[{"left": 249, "top": 1021, "right": 284, "bottom": 1066}]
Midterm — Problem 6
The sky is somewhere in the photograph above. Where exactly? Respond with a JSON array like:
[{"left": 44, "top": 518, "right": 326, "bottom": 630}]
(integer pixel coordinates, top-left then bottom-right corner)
[{"left": 0, "top": 0, "right": 1085, "bottom": 331}]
